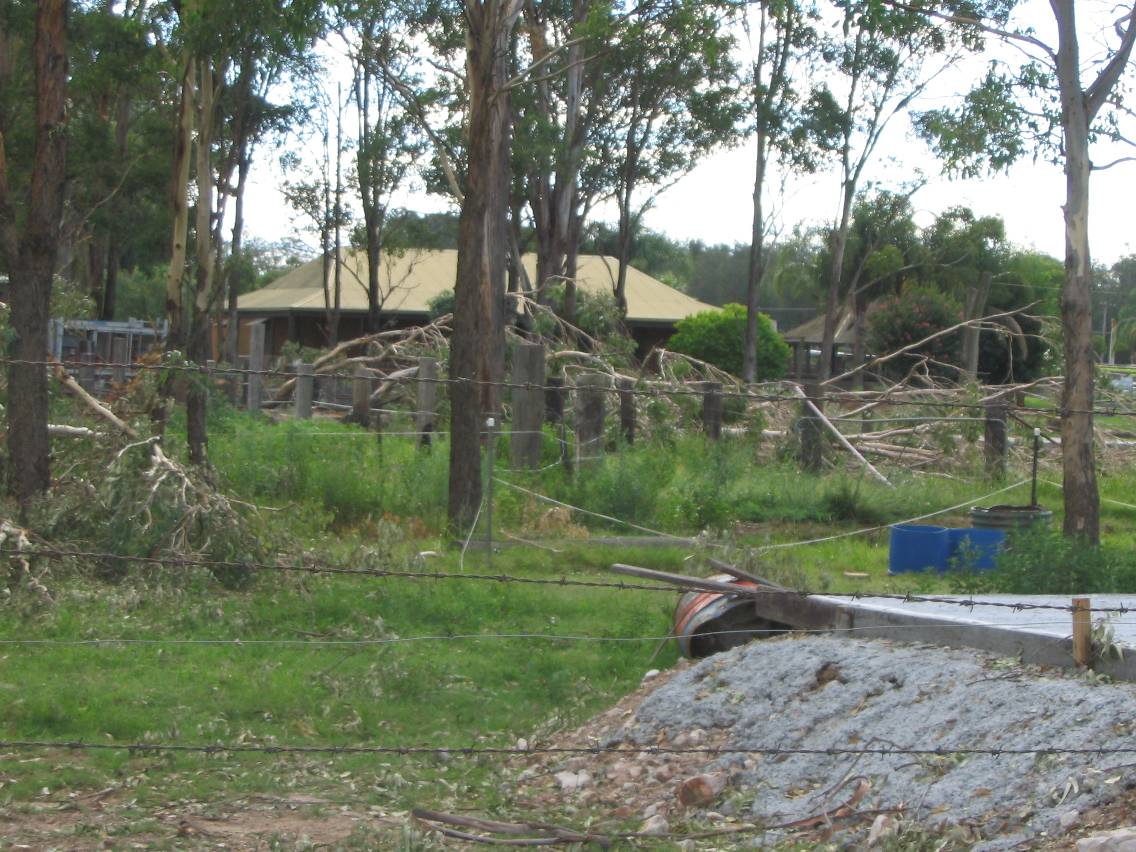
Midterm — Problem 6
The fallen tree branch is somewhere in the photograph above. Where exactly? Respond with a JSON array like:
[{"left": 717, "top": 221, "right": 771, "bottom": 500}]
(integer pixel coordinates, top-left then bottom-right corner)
[
  {"left": 50, "top": 360, "right": 138, "bottom": 438},
  {"left": 793, "top": 386, "right": 894, "bottom": 488},
  {"left": 48, "top": 424, "right": 101, "bottom": 438}
]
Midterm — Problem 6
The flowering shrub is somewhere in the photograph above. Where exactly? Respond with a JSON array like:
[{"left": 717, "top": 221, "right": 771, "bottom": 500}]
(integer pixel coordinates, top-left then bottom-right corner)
[{"left": 866, "top": 287, "right": 962, "bottom": 379}]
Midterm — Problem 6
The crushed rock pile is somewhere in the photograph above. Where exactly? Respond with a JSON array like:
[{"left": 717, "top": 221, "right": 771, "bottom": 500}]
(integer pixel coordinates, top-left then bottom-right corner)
[{"left": 513, "top": 635, "right": 1136, "bottom": 848}]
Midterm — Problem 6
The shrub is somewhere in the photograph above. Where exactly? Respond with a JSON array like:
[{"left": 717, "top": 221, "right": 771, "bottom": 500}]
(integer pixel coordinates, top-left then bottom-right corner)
[
  {"left": 867, "top": 287, "right": 962, "bottom": 379},
  {"left": 428, "top": 289, "right": 455, "bottom": 319},
  {"left": 668, "top": 304, "right": 789, "bottom": 379},
  {"left": 985, "top": 528, "right": 1136, "bottom": 594}
]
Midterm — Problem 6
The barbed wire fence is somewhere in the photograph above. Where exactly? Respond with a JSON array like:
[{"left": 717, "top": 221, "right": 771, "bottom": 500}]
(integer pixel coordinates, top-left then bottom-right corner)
[{"left": 4, "top": 349, "right": 1136, "bottom": 845}]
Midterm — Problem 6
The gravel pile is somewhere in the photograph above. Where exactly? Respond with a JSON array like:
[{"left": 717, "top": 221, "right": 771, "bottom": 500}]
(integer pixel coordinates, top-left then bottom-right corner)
[{"left": 602, "top": 635, "right": 1136, "bottom": 847}]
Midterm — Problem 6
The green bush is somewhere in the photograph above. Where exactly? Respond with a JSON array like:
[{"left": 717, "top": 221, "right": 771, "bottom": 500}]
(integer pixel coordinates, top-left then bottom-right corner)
[
  {"left": 982, "top": 528, "right": 1136, "bottom": 594},
  {"left": 668, "top": 304, "right": 789, "bottom": 379},
  {"left": 867, "top": 287, "right": 962, "bottom": 379}
]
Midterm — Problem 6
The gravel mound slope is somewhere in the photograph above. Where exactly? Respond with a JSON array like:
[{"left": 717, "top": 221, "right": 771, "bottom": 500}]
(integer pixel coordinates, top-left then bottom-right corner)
[{"left": 521, "top": 635, "right": 1136, "bottom": 848}]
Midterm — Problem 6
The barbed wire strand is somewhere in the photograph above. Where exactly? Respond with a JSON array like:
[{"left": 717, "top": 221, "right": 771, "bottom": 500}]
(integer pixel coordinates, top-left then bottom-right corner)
[
  {"left": 0, "top": 621, "right": 1085, "bottom": 648},
  {"left": 0, "top": 739, "right": 1132, "bottom": 758},
  {"left": 5, "top": 545, "right": 1136, "bottom": 614}
]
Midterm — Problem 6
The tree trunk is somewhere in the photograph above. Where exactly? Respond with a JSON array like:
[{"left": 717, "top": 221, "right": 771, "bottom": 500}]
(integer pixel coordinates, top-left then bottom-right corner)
[
  {"left": 448, "top": 0, "right": 518, "bottom": 532},
  {"left": 819, "top": 186, "right": 854, "bottom": 383},
  {"left": 2, "top": 0, "right": 68, "bottom": 505},
  {"left": 743, "top": 128, "right": 768, "bottom": 383},
  {"left": 103, "top": 235, "right": 120, "bottom": 320},
  {"left": 364, "top": 204, "right": 382, "bottom": 333},
  {"left": 1053, "top": 1, "right": 1099, "bottom": 542},
  {"left": 165, "top": 57, "right": 195, "bottom": 350},
  {"left": 187, "top": 57, "right": 215, "bottom": 466},
  {"left": 225, "top": 143, "right": 250, "bottom": 366}
]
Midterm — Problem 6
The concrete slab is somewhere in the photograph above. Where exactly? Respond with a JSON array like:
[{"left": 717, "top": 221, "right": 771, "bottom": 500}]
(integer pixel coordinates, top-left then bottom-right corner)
[{"left": 755, "top": 593, "right": 1136, "bottom": 681}]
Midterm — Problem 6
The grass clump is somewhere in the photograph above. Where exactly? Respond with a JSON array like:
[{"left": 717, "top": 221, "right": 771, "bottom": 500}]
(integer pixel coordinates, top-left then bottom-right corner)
[{"left": 982, "top": 528, "right": 1136, "bottom": 594}]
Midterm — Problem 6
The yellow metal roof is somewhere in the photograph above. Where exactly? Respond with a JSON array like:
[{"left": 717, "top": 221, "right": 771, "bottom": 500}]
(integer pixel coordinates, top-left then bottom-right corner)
[{"left": 238, "top": 249, "right": 715, "bottom": 325}]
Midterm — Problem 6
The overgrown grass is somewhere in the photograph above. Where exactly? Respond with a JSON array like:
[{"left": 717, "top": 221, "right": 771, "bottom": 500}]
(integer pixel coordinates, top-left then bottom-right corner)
[
  {"left": 9, "top": 397, "right": 1136, "bottom": 845},
  {"left": 0, "top": 544, "right": 684, "bottom": 809}
]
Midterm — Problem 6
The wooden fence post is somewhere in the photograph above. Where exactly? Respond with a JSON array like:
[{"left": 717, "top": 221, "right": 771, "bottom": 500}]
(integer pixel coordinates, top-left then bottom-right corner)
[
  {"left": 417, "top": 356, "right": 439, "bottom": 447},
  {"left": 575, "top": 372, "right": 608, "bottom": 468},
  {"left": 511, "top": 343, "right": 545, "bottom": 469},
  {"left": 351, "top": 365, "right": 371, "bottom": 428},
  {"left": 111, "top": 337, "right": 129, "bottom": 386},
  {"left": 798, "top": 383, "right": 824, "bottom": 473},
  {"left": 985, "top": 400, "right": 1008, "bottom": 479},
  {"left": 294, "top": 361, "right": 313, "bottom": 420},
  {"left": 1072, "top": 597, "right": 1092, "bottom": 667},
  {"left": 617, "top": 377, "right": 636, "bottom": 445},
  {"left": 545, "top": 376, "right": 565, "bottom": 423},
  {"left": 702, "top": 381, "right": 723, "bottom": 440},
  {"left": 246, "top": 322, "right": 265, "bottom": 412}
]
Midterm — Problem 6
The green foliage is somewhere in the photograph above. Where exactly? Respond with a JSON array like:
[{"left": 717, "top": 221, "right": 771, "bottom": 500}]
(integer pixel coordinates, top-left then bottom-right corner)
[
  {"left": 985, "top": 528, "right": 1136, "bottom": 595},
  {"left": 668, "top": 304, "right": 789, "bottom": 379},
  {"left": 113, "top": 265, "right": 167, "bottom": 322},
  {"left": 818, "top": 479, "right": 889, "bottom": 525},
  {"left": 539, "top": 283, "right": 625, "bottom": 343},
  {"left": 867, "top": 286, "right": 962, "bottom": 379},
  {"left": 427, "top": 289, "right": 455, "bottom": 319}
]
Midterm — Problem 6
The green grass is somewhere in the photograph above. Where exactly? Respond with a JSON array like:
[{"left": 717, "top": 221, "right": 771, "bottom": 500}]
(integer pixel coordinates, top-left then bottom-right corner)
[
  {"left": 10, "top": 400, "right": 1136, "bottom": 844},
  {"left": 0, "top": 544, "right": 685, "bottom": 808}
]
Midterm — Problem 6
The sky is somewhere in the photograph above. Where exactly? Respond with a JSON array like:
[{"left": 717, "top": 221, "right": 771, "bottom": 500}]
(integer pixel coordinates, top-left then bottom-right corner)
[{"left": 241, "top": 0, "right": 1136, "bottom": 268}]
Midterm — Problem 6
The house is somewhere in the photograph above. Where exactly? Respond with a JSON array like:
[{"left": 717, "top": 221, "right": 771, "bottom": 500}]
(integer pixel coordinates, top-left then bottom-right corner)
[
  {"left": 781, "top": 307, "right": 859, "bottom": 380},
  {"left": 234, "top": 248, "right": 716, "bottom": 358}
]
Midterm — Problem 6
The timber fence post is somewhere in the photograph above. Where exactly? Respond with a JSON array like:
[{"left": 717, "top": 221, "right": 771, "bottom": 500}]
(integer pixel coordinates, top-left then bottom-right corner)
[
  {"left": 417, "top": 356, "right": 438, "bottom": 448},
  {"left": 1072, "top": 597, "right": 1092, "bottom": 668},
  {"left": 351, "top": 365, "right": 371, "bottom": 428},
  {"left": 575, "top": 372, "right": 608, "bottom": 468},
  {"left": 294, "top": 361, "right": 313, "bottom": 420},
  {"left": 618, "top": 377, "right": 636, "bottom": 445},
  {"left": 511, "top": 343, "right": 545, "bottom": 469},
  {"left": 702, "top": 381, "right": 723, "bottom": 440},
  {"left": 246, "top": 322, "right": 264, "bottom": 412},
  {"left": 798, "top": 383, "right": 824, "bottom": 473},
  {"left": 985, "top": 400, "right": 1008, "bottom": 479}
]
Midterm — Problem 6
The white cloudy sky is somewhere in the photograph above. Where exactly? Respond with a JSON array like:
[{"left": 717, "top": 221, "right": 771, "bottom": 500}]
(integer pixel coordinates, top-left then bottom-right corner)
[{"left": 242, "top": 0, "right": 1136, "bottom": 266}]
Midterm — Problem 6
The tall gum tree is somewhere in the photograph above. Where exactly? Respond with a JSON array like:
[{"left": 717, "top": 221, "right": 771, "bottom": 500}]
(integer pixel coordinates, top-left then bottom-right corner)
[
  {"left": 600, "top": 0, "right": 741, "bottom": 316},
  {"left": 0, "top": 0, "right": 69, "bottom": 505},
  {"left": 449, "top": 0, "right": 525, "bottom": 531},
  {"left": 741, "top": 0, "right": 824, "bottom": 382},
  {"left": 915, "top": 0, "right": 1136, "bottom": 543},
  {"left": 814, "top": 0, "right": 992, "bottom": 384}
]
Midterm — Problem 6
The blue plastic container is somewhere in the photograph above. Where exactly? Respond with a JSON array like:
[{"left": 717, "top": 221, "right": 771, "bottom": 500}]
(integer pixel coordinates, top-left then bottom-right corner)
[
  {"left": 888, "top": 524, "right": 950, "bottom": 574},
  {"left": 947, "top": 527, "right": 1006, "bottom": 572}
]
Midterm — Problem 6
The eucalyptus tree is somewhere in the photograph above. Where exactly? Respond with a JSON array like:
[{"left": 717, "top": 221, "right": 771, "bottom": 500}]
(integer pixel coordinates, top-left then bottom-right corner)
[
  {"left": 163, "top": 0, "right": 323, "bottom": 463},
  {"left": 0, "top": 0, "right": 69, "bottom": 504},
  {"left": 66, "top": 0, "right": 171, "bottom": 321},
  {"left": 915, "top": 1, "right": 1136, "bottom": 542},
  {"left": 335, "top": 0, "right": 426, "bottom": 333},
  {"left": 510, "top": 0, "right": 611, "bottom": 309},
  {"left": 739, "top": 0, "right": 826, "bottom": 381},
  {"left": 600, "top": 0, "right": 742, "bottom": 315},
  {"left": 814, "top": 0, "right": 993, "bottom": 384}
]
